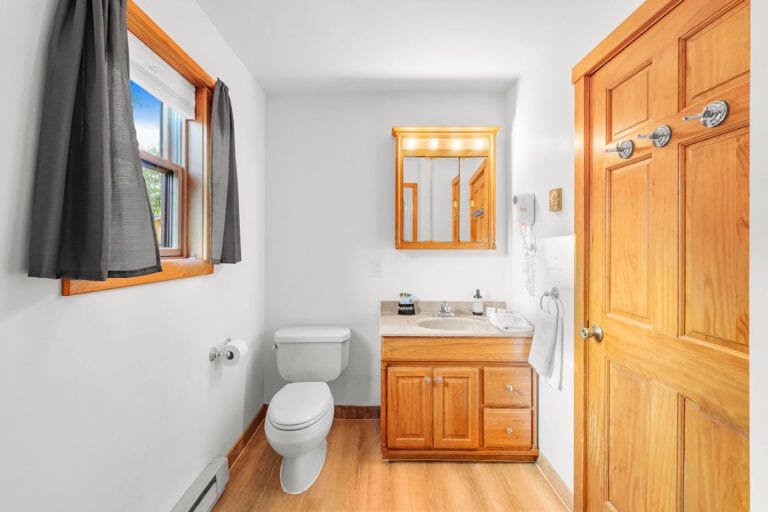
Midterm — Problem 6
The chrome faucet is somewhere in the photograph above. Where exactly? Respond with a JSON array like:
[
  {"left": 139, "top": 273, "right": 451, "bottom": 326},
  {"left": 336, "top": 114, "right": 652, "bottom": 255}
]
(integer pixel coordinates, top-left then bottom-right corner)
[{"left": 433, "top": 301, "right": 455, "bottom": 317}]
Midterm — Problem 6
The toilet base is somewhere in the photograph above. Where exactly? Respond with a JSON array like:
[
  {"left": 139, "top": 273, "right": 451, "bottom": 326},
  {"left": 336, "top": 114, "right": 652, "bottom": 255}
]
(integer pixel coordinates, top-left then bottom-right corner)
[{"left": 279, "top": 438, "right": 327, "bottom": 494}]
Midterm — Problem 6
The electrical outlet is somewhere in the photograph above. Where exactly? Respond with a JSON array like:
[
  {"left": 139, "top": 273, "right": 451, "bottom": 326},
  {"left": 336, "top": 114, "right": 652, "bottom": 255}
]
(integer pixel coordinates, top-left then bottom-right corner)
[{"left": 548, "top": 254, "right": 562, "bottom": 270}]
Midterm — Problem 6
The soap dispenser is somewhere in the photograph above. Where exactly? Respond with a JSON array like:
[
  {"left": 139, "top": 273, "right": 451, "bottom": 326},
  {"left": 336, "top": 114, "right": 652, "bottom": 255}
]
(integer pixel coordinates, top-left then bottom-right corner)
[{"left": 472, "top": 289, "right": 484, "bottom": 316}]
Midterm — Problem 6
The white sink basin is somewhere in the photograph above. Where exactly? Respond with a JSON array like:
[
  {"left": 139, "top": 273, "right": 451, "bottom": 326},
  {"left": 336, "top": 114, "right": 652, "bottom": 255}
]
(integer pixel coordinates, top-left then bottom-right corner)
[{"left": 417, "top": 317, "right": 487, "bottom": 331}]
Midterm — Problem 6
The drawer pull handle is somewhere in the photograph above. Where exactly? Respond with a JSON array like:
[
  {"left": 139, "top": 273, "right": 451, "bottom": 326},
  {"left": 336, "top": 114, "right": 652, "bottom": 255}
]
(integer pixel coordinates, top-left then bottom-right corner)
[
  {"left": 506, "top": 427, "right": 514, "bottom": 435},
  {"left": 505, "top": 384, "right": 514, "bottom": 392}
]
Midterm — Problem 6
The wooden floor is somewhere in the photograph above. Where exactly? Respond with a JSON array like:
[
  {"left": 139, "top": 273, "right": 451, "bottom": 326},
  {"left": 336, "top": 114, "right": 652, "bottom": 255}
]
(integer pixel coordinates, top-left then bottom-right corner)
[{"left": 214, "top": 419, "right": 567, "bottom": 512}]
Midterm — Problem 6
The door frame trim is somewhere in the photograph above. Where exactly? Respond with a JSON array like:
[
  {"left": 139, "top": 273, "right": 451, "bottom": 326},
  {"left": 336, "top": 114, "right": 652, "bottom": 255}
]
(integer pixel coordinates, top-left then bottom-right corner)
[
  {"left": 571, "top": 0, "right": 683, "bottom": 84},
  {"left": 572, "top": 1, "right": 685, "bottom": 510}
]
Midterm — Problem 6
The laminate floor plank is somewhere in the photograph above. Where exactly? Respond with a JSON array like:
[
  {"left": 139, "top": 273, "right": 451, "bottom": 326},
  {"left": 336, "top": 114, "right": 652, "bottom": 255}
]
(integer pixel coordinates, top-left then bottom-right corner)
[{"left": 214, "top": 420, "right": 566, "bottom": 512}]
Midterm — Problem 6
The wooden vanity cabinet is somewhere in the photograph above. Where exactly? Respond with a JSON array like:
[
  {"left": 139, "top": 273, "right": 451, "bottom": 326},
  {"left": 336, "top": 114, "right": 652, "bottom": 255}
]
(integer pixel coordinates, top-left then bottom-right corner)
[{"left": 381, "top": 336, "right": 537, "bottom": 461}]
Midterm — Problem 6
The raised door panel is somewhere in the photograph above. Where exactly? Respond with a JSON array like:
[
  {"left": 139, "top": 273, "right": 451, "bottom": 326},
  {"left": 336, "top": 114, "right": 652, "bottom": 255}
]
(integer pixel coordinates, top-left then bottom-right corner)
[
  {"left": 682, "top": 127, "right": 750, "bottom": 351},
  {"left": 680, "top": 1, "right": 750, "bottom": 107},
  {"left": 607, "top": 158, "right": 651, "bottom": 323},
  {"left": 683, "top": 399, "right": 749, "bottom": 511},
  {"left": 433, "top": 367, "right": 479, "bottom": 449},
  {"left": 607, "top": 63, "right": 650, "bottom": 140},
  {"left": 484, "top": 366, "right": 532, "bottom": 407},
  {"left": 603, "top": 362, "right": 679, "bottom": 512},
  {"left": 387, "top": 366, "right": 433, "bottom": 449}
]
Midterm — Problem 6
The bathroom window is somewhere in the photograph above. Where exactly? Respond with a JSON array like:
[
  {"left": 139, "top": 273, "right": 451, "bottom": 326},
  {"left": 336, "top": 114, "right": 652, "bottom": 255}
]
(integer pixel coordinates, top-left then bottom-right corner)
[
  {"left": 131, "top": 81, "right": 186, "bottom": 257},
  {"left": 61, "top": 2, "right": 216, "bottom": 295}
]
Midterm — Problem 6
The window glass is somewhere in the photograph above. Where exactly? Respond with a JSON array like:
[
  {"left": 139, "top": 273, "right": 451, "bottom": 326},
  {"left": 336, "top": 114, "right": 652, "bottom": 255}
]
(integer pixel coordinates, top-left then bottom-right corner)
[
  {"left": 130, "top": 81, "right": 162, "bottom": 157},
  {"left": 165, "top": 106, "right": 185, "bottom": 165},
  {"left": 131, "top": 80, "right": 184, "bottom": 252}
]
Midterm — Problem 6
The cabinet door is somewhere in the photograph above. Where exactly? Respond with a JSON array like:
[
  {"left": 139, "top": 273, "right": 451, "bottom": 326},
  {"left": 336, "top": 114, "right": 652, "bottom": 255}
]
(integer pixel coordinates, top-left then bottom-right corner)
[
  {"left": 433, "top": 367, "right": 480, "bottom": 449},
  {"left": 387, "top": 366, "right": 433, "bottom": 449}
]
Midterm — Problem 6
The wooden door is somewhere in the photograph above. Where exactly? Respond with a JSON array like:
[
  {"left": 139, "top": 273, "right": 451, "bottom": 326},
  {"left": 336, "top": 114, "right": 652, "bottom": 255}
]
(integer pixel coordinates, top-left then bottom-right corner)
[
  {"left": 433, "top": 367, "right": 480, "bottom": 449},
  {"left": 386, "top": 366, "right": 433, "bottom": 449},
  {"left": 469, "top": 162, "right": 487, "bottom": 242},
  {"left": 451, "top": 176, "right": 459, "bottom": 242},
  {"left": 580, "top": 1, "right": 749, "bottom": 510},
  {"left": 403, "top": 182, "right": 418, "bottom": 242}
]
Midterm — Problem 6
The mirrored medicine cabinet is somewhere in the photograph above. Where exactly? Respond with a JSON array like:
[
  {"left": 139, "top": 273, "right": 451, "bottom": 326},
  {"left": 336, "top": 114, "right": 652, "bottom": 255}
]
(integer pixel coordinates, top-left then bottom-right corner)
[{"left": 392, "top": 126, "right": 499, "bottom": 249}]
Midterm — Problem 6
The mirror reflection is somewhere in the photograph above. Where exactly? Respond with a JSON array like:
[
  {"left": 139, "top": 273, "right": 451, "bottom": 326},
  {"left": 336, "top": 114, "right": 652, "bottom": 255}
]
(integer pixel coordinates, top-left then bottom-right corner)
[{"left": 402, "top": 157, "right": 488, "bottom": 243}]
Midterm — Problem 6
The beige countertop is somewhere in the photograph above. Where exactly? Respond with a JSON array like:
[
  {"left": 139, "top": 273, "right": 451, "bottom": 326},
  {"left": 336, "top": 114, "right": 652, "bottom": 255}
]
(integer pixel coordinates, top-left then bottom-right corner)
[{"left": 379, "top": 301, "right": 534, "bottom": 338}]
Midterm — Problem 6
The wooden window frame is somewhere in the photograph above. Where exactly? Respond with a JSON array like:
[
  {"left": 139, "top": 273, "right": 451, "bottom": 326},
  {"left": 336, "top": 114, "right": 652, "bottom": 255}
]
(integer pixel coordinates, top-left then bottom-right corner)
[
  {"left": 62, "top": 0, "right": 215, "bottom": 296},
  {"left": 139, "top": 150, "right": 187, "bottom": 258}
]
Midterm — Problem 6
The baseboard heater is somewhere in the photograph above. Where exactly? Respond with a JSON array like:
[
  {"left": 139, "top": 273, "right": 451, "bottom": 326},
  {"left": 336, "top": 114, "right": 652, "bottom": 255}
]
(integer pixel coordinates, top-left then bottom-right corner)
[{"left": 171, "top": 457, "right": 229, "bottom": 512}]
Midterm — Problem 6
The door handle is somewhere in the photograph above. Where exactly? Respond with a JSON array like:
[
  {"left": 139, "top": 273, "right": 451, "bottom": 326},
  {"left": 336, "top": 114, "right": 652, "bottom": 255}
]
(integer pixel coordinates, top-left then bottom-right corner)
[
  {"left": 637, "top": 125, "right": 672, "bottom": 147},
  {"left": 580, "top": 325, "right": 604, "bottom": 342},
  {"left": 682, "top": 100, "right": 729, "bottom": 128},
  {"left": 604, "top": 140, "right": 634, "bottom": 159}
]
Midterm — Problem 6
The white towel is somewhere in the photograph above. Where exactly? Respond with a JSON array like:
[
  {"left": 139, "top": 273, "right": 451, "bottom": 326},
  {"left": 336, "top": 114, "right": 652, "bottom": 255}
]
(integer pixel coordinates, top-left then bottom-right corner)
[
  {"left": 545, "top": 314, "right": 564, "bottom": 390},
  {"left": 528, "top": 310, "right": 564, "bottom": 390}
]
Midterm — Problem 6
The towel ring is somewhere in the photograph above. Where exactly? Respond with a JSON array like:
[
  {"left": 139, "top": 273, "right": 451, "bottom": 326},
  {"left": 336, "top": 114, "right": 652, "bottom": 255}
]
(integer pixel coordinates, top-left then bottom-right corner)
[{"left": 539, "top": 287, "right": 564, "bottom": 318}]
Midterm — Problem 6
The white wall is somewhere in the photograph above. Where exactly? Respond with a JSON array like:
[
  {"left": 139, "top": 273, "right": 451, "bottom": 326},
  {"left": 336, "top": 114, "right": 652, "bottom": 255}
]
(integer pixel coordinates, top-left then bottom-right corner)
[
  {"left": 751, "top": 1, "right": 768, "bottom": 509},
  {"left": 0, "top": 1, "right": 266, "bottom": 510},
  {"left": 504, "top": 0, "right": 644, "bottom": 492},
  {"left": 265, "top": 91, "right": 509, "bottom": 404}
]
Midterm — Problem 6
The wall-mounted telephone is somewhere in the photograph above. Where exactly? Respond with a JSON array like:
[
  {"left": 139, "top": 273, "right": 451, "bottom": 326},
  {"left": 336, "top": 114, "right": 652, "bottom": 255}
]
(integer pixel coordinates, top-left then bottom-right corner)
[{"left": 513, "top": 194, "right": 536, "bottom": 296}]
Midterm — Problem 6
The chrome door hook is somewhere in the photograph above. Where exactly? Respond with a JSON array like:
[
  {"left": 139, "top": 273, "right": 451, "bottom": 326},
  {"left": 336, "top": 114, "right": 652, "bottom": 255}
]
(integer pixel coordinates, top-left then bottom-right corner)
[
  {"left": 682, "top": 100, "right": 729, "bottom": 128},
  {"left": 604, "top": 140, "right": 634, "bottom": 159},
  {"left": 637, "top": 125, "right": 672, "bottom": 147}
]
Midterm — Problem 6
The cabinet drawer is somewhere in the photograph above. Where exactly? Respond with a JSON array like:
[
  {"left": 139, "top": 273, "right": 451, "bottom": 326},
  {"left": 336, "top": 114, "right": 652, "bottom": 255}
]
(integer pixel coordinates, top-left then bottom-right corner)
[
  {"left": 483, "top": 409, "right": 532, "bottom": 449},
  {"left": 484, "top": 367, "right": 531, "bottom": 407}
]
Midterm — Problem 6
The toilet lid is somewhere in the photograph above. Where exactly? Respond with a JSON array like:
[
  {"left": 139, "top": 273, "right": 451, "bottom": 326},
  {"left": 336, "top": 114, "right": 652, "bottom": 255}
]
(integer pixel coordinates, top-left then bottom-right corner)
[{"left": 268, "top": 382, "right": 333, "bottom": 431}]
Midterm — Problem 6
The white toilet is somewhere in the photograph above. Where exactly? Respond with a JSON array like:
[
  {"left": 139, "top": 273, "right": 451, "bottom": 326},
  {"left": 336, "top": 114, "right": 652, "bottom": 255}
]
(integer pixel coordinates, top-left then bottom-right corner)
[{"left": 265, "top": 326, "right": 350, "bottom": 494}]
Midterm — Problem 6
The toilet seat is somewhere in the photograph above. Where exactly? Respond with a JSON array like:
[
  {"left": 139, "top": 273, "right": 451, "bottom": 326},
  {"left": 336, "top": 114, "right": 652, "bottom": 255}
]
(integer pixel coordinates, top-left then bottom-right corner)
[{"left": 268, "top": 382, "right": 333, "bottom": 431}]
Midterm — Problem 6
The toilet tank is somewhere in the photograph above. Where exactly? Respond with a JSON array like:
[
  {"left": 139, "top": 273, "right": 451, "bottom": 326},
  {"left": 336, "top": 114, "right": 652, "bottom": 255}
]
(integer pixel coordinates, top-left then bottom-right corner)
[{"left": 274, "top": 326, "right": 351, "bottom": 382}]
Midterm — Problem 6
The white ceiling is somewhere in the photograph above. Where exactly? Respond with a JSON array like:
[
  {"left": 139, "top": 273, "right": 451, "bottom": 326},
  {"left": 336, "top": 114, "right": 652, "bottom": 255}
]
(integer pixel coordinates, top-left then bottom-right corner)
[{"left": 195, "top": 0, "right": 641, "bottom": 93}]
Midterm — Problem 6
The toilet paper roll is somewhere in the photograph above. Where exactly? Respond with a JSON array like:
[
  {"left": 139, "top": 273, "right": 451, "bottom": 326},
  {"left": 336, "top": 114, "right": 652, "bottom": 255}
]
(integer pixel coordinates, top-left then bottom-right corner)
[{"left": 222, "top": 338, "right": 248, "bottom": 366}]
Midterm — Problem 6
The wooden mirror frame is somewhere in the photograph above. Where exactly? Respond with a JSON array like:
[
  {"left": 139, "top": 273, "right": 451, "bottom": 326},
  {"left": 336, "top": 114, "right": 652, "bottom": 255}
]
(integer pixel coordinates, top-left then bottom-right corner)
[{"left": 392, "top": 126, "right": 499, "bottom": 250}]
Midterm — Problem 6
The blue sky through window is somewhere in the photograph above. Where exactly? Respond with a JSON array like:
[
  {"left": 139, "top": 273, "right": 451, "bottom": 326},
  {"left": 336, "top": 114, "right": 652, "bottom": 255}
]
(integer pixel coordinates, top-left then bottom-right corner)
[{"left": 130, "top": 81, "right": 162, "bottom": 156}]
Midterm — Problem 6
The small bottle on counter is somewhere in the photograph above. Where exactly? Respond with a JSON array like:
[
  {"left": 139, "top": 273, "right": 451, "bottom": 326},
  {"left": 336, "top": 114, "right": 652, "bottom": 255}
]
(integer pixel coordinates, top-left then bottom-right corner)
[{"left": 472, "top": 289, "right": 484, "bottom": 316}]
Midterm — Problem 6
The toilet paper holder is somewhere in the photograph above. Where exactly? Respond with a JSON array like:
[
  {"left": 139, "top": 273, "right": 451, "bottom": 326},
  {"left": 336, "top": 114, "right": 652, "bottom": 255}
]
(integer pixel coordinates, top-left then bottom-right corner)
[{"left": 209, "top": 338, "right": 236, "bottom": 362}]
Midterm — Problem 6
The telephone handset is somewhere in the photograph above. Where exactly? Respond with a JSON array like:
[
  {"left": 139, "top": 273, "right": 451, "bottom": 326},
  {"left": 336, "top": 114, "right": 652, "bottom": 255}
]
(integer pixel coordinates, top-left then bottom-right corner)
[{"left": 513, "top": 194, "right": 536, "bottom": 297}]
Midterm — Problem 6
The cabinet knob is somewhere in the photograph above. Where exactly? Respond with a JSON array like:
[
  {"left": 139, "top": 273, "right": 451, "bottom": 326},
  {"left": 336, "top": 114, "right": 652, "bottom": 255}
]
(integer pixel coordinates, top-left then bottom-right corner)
[
  {"left": 506, "top": 427, "right": 514, "bottom": 435},
  {"left": 505, "top": 384, "right": 514, "bottom": 392},
  {"left": 425, "top": 377, "right": 431, "bottom": 384},
  {"left": 435, "top": 376, "right": 443, "bottom": 384}
]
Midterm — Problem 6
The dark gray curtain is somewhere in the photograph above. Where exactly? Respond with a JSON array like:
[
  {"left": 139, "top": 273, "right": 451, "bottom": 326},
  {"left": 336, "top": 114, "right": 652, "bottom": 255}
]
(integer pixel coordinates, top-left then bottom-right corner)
[
  {"left": 28, "top": 0, "right": 161, "bottom": 281},
  {"left": 210, "top": 79, "right": 242, "bottom": 264}
]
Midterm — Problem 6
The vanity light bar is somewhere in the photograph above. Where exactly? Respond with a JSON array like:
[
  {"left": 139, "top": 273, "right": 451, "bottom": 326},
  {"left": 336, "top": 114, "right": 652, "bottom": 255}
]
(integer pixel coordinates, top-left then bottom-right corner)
[{"left": 401, "top": 137, "right": 488, "bottom": 152}]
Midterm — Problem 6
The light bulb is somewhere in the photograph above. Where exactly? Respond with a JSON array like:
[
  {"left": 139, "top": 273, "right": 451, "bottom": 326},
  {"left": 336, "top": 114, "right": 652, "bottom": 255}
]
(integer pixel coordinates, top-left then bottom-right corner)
[{"left": 430, "top": 138, "right": 439, "bottom": 149}]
